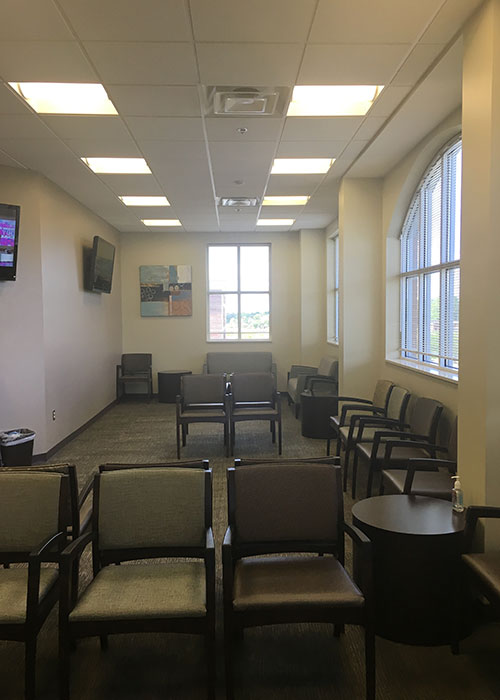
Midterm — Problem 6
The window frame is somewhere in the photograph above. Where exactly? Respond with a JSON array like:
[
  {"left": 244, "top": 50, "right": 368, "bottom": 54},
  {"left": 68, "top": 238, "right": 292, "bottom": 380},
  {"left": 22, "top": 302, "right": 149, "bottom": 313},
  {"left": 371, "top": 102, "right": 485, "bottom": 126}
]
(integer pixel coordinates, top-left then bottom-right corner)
[
  {"left": 327, "top": 231, "right": 339, "bottom": 344},
  {"left": 399, "top": 136, "right": 461, "bottom": 375},
  {"left": 206, "top": 243, "right": 272, "bottom": 342}
]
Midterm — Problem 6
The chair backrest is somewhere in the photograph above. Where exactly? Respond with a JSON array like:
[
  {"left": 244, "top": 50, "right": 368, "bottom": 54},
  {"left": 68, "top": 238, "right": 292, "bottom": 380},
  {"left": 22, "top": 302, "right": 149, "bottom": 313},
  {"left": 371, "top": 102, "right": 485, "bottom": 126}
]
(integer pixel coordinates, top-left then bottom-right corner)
[
  {"left": 317, "top": 357, "right": 338, "bottom": 378},
  {"left": 409, "top": 397, "right": 443, "bottom": 441},
  {"left": 121, "top": 353, "right": 152, "bottom": 374},
  {"left": 0, "top": 472, "right": 69, "bottom": 554},
  {"left": 100, "top": 460, "right": 209, "bottom": 472},
  {"left": 447, "top": 417, "right": 458, "bottom": 462},
  {"left": 228, "top": 462, "right": 342, "bottom": 548},
  {"left": 372, "top": 379, "right": 394, "bottom": 410},
  {"left": 230, "top": 372, "right": 275, "bottom": 403},
  {"left": 386, "top": 385, "right": 410, "bottom": 422},
  {"left": 95, "top": 467, "right": 210, "bottom": 553},
  {"left": 181, "top": 373, "right": 226, "bottom": 405}
]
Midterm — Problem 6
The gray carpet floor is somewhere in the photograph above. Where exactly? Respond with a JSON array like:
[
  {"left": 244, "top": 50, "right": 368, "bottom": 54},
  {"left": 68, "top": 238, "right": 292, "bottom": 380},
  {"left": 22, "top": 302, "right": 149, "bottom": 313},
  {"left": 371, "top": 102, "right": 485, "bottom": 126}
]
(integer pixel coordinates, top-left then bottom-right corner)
[{"left": 1, "top": 399, "right": 499, "bottom": 699}]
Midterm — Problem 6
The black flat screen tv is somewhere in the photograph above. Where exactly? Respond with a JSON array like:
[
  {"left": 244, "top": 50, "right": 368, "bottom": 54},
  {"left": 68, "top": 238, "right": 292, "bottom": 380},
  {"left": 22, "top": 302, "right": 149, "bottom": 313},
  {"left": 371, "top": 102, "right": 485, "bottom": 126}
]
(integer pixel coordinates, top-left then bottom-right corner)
[
  {"left": 87, "top": 235, "right": 115, "bottom": 293},
  {"left": 0, "top": 203, "right": 20, "bottom": 281}
]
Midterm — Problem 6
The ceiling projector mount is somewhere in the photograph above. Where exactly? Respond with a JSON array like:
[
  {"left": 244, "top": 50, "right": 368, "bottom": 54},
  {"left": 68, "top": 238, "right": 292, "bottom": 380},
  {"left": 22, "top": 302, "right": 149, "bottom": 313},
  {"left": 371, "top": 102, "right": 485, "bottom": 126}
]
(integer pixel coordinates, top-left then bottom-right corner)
[{"left": 204, "top": 86, "right": 290, "bottom": 116}]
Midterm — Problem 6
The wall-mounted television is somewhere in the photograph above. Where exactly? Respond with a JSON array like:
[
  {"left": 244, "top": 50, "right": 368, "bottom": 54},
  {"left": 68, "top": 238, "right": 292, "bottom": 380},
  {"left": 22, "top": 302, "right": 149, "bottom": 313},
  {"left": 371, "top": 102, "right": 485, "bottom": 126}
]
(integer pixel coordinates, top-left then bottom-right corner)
[
  {"left": 0, "top": 203, "right": 20, "bottom": 281},
  {"left": 86, "top": 235, "right": 115, "bottom": 294}
]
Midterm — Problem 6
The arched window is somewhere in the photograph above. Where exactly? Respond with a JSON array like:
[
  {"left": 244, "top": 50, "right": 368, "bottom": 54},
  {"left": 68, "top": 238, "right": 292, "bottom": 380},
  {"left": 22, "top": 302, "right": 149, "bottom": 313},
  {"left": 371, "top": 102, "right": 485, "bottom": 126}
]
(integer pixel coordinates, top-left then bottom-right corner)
[{"left": 400, "top": 137, "right": 461, "bottom": 372}]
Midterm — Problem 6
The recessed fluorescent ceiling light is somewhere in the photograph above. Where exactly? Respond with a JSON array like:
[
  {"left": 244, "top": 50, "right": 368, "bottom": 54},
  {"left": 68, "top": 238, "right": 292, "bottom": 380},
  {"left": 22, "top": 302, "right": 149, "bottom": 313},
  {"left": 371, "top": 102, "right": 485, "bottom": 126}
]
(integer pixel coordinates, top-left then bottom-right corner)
[
  {"left": 262, "top": 196, "right": 309, "bottom": 206},
  {"left": 257, "top": 219, "right": 295, "bottom": 226},
  {"left": 142, "top": 219, "right": 181, "bottom": 227},
  {"left": 119, "top": 196, "right": 170, "bottom": 206},
  {"left": 9, "top": 82, "right": 117, "bottom": 115},
  {"left": 271, "top": 158, "right": 334, "bottom": 174},
  {"left": 82, "top": 158, "right": 151, "bottom": 174},
  {"left": 287, "top": 85, "right": 384, "bottom": 116}
]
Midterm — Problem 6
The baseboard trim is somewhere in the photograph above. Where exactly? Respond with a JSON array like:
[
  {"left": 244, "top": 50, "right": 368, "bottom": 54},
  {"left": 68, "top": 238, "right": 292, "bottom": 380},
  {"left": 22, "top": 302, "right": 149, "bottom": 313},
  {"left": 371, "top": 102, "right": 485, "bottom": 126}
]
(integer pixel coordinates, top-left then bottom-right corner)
[{"left": 33, "top": 399, "right": 118, "bottom": 463}]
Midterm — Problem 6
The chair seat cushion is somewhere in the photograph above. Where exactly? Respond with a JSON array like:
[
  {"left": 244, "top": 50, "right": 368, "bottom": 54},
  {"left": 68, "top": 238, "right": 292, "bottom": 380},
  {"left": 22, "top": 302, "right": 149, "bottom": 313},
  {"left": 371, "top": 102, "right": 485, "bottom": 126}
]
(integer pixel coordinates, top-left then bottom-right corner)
[
  {"left": 70, "top": 561, "right": 206, "bottom": 622},
  {"left": 462, "top": 553, "right": 500, "bottom": 599},
  {"left": 0, "top": 567, "right": 58, "bottom": 623},
  {"left": 180, "top": 408, "right": 226, "bottom": 419},
  {"left": 233, "top": 555, "right": 363, "bottom": 611},
  {"left": 382, "top": 468, "right": 452, "bottom": 500},
  {"left": 232, "top": 407, "right": 278, "bottom": 419},
  {"left": 356, "top": 440, "right": 430, "bottom": 463}
]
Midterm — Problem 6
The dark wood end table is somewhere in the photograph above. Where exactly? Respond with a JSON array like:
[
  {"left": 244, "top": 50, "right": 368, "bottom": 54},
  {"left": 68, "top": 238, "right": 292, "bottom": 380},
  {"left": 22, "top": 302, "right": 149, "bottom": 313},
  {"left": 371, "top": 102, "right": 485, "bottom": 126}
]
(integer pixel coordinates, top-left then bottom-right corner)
[{"left": 157, "top": 370, "right": 192, "bottom": 404}]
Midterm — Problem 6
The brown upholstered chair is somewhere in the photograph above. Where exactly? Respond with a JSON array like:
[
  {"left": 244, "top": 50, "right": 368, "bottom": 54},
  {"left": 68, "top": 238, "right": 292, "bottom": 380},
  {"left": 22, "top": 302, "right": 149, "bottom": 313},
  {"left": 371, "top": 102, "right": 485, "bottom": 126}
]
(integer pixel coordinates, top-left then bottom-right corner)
[
  {"left": 380, "top": 417, "right": 457, "bottom": 499},
  {"left": 223, "top": 460, "right": 374, "bottom": 700},
  {"left": 355, "top": 396, "right": 444, "bottom": 497},
  {"left": 0, "top": 471, "right": 72, "bottom": 700},
  {"left": 176, "top": 373, "right": 230, "bottom": 458},
  {"left": 287, "top": 356, "right": 338, "bottom": 418},
  {"left": 58, "top": 464, "right": 215, "bottom": 700},
  {"left": 229, "top": 372, "right": 282, "bottom": 455},
  {"left": 116, "top": 353, "right": 153, "bottom": 400}
]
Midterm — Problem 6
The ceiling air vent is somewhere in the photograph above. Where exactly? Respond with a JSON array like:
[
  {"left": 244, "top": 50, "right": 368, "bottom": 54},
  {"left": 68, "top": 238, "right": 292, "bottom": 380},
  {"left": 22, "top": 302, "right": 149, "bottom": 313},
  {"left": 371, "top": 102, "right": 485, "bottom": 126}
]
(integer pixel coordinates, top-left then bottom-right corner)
[
  {"left": 205, "top": 86, "right": 290, "bottom": 117},
  {"left": 219, "top": 197, "right": 259, "bottom": 207}
]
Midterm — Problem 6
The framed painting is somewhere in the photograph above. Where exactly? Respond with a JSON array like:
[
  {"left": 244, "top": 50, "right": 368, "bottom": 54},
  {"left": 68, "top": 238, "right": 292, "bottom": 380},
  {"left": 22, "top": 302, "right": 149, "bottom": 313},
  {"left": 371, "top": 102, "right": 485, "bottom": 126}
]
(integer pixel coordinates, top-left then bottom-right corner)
[{"left": 140, "top": 265, "right": 192, "bottom": 317}]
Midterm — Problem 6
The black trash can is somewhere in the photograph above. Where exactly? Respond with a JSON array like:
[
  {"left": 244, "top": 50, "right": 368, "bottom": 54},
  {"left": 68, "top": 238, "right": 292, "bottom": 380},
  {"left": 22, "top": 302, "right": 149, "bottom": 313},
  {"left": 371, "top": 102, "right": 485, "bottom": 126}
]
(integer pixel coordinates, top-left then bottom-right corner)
[
  {"left": 300, "top": 393, "right": 338, "bottom": 439},
  {"left": 0, "top": 429, "right": 36, "bottom": 466}
]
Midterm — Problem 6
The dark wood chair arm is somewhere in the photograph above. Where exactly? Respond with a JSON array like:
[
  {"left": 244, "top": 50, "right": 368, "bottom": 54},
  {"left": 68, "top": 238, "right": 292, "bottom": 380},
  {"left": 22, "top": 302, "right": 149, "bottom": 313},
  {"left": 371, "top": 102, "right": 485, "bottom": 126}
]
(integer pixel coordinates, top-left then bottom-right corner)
[
  {"left": 340, "top": 404, "right": 384, "bottom": 424},
  {"left": 383, "top": 439, "right": 437, "bottom": 461},
  {"left": 27, "top": 531, "right": 67, "bottom": 618},
  {"left": 463, "top": 506, "right": 500, "bottom": 551},
  {"left": 222, "top": 527, "right": 234, "bottom": 608},
  {"left": 344, "top": 522, "right": 373, "bottom": 604},
  {"left": 337, "top": 396, "right": 373, "bottom": 405},
  {"left": 356, "top": 417, "right": 401, "bottom": 440}
]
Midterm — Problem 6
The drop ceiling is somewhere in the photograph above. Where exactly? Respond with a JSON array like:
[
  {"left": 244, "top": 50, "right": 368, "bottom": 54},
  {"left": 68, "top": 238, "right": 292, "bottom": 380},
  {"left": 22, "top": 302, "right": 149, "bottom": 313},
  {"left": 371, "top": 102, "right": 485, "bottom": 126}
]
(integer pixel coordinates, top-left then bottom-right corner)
[{"left": 0, "top": 0, "right": 483, "bottom": 234}]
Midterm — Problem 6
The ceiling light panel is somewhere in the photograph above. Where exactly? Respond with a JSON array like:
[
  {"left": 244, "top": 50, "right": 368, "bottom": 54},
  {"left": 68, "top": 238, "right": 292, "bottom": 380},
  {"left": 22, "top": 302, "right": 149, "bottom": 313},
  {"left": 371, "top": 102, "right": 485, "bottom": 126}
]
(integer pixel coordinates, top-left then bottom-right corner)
[
  {"left": 142, "top": 219, "right": 182, "bottom": 226},
  {"left": 271, "top": 158, "right": 334, "bottom": 174},
  {"left": 287, "top": 85, "right": 384, "bottom": 117},
  {"left": 9, "top": 83, "right": 117, "bottom": 115},
  {"left": 120, "top": 196, "right": 170, "bottom": 206},
  {"left": 257, "top": 219, "right": 295, "bottom": 226},
  {"left": 82, "top": 157, "right": 151, "bottom": 174},
  {"left": 262, "top": 196, "right": 309, "bottom": 206}
]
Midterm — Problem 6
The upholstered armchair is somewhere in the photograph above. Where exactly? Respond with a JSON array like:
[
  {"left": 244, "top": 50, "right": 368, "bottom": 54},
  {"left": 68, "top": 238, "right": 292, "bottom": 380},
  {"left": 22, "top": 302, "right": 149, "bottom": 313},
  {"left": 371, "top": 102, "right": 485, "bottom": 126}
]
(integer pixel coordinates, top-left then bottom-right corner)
[
  {"left": 116, "top": 353, "right": 153, "bottom": 400},
  {"left": 287, "top": 357, "right": 338, "bottom": 418}
]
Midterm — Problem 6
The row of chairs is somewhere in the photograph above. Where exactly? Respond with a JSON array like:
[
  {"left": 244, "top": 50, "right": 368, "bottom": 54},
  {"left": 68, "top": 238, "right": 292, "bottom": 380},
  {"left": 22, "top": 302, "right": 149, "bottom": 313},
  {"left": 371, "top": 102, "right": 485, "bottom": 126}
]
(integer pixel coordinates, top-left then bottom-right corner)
[
  {"left": 176, "top": 372, "right": 282, "bottom": 459},
  {"left": 0, "top": 458, "right": 374, "bottom": 700},
  {"left": 327, "top": 379, "right": 455, "bottom": 499}
]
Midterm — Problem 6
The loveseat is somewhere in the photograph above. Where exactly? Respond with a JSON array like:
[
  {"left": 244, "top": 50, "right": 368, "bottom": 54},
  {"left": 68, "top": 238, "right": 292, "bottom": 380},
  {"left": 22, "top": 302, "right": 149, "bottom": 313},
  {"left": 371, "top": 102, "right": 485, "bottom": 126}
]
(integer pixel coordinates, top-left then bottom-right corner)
[{"left": 203, "top": 351, "right": 276, "bottom": 380}]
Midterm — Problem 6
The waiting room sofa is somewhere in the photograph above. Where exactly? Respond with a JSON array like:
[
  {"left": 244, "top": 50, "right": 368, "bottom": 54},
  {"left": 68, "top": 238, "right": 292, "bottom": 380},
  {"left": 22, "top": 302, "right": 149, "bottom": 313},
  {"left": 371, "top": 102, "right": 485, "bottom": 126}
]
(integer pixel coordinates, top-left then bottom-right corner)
[{"left": 203, "top": 351, "right": 276, "bottom": 380}]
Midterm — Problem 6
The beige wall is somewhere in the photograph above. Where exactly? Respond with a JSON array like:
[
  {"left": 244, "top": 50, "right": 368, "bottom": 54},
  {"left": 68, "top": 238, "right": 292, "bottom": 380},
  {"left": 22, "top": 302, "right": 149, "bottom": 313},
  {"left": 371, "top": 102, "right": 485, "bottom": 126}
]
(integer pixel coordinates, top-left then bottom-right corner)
[
  {"left": 120, "top": 230, "right": 304, "bottom": 391},
  {"left": 0, "top": 166, "right": 122, "bottom": 455}
]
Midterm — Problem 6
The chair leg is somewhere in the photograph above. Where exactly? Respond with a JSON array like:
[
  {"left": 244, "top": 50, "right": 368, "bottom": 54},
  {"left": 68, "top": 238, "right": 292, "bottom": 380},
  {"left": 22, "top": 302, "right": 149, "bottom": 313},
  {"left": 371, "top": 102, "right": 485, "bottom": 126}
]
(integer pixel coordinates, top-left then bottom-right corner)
[
  {"left": 352, "top": 452, "right": 359, "bottom": 499},
  {"left": 205, "top": 629, "right": 216, "bottom": 700},
  {"left": 58, "top": 627, "right": 71, "bottom": 700},
  {"left": 224, "top": 616, "right": 234, "bottom": 700},
  {"left": 271, "top": 422, "right": 276, "bottom": 443},
  {"left": 182, "top": 425, "right": 187, "bottom": 446},
  {"left": 326, "top": 438, "right": 331, "bottom": 456},
  {"left": 294, "top": 403, "right": 300, "bottom": 419},
  {"left": 278, "top": 420, "right": 282, "bottom": 455},
  {"left": 366, "top": 459, "right": 377, "bottom": 498},
  {"left": 176, "top": 422, "right": 181, "bottom": 459},
  {"left": 25, "top": 637, "right": 37, "bottom": 700},
  {"left": 100, "top": 635, "right": 108, "bottom": 650},
  {"left": 365, "top": 626, "right": 376, "bottom": 700}
]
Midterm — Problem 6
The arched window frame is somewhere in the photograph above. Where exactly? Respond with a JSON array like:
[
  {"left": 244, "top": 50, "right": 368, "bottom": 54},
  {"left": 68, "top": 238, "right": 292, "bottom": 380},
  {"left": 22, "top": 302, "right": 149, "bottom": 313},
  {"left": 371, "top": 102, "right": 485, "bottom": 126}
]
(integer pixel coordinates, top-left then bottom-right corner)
[{"left": 400, "top": 136, "right": 462, "bottom": 373}]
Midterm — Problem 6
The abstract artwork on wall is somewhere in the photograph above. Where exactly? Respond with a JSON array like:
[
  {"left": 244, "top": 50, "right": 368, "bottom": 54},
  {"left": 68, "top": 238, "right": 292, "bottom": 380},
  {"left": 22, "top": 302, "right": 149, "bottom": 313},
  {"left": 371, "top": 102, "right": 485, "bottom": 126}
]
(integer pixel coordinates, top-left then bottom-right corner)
[{"left": 140, "top": 265, "right": 192, "bottom": 317}]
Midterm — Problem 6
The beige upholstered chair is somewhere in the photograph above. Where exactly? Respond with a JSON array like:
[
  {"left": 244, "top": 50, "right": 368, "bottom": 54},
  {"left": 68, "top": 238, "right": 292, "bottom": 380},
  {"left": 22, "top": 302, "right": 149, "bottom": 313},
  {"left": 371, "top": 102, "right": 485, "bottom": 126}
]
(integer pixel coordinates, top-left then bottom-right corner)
[
  {"left": 287, "top": 356, "right": 338, "bottom": 418},
  {"left": 380, "top": 417, "right": 457, "bottom": 499},
  {"left": 58, "top": 464, "right": 215, "bottom": 700},
  {"left": 223, "top": 460, "right": 374, "bottom": 700},
  {"left": 176, "top": 373, "right": 230, "bottom": 458},
  {"left": 116, "top": 353, "right": 153, "bottom": 400},
  {"left": 0, "top": 471, "right": 71, "bottom": 700},
  {"left": 229, "top": 372, "right": 282, "bottom": 455},
  {"left": 355, "top": 396, "right": 444, "bottom": 497}
]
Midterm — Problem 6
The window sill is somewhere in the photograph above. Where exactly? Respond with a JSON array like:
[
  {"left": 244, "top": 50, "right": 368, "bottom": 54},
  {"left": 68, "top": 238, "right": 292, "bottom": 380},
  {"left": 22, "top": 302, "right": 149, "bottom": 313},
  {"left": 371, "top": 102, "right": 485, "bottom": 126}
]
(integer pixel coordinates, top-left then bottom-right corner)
[
  {"left": 327, "top": 339, "right": 339, "bottom": 347},
  {"left": 385, "top": 358, "right": 458, "bottom": 385},
  {"left": 207, "top": 339, "right": 272, "bottom": 344}
]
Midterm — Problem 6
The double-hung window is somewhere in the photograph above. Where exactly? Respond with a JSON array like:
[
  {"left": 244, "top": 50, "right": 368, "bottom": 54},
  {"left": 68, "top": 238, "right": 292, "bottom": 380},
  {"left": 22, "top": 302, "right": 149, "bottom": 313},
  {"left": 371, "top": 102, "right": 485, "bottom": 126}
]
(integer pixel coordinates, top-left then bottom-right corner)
[
  {"left": 207, "top": 244, "right": 270, "bottom": 341},
  {"left": 400, "top": 137, "right": 461, "bottom": 372},
  {"left": 327, "top": 233, "right": 339, "bottom": 343}
]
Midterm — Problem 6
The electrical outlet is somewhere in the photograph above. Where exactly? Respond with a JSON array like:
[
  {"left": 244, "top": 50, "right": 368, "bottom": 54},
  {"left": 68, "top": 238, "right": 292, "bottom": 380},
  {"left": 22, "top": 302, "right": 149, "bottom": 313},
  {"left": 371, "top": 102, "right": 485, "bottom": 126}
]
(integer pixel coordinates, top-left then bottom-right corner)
[{"left": 52, "top": 410, "right": 56, "bottom": 421}]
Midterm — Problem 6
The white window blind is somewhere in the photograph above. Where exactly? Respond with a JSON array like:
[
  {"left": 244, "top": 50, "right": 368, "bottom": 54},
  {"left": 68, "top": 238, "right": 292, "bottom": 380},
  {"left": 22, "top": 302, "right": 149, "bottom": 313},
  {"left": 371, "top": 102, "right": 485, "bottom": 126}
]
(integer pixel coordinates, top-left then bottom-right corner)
[{"left": 400, "top": 138, "right": 461, "bottom": 372}]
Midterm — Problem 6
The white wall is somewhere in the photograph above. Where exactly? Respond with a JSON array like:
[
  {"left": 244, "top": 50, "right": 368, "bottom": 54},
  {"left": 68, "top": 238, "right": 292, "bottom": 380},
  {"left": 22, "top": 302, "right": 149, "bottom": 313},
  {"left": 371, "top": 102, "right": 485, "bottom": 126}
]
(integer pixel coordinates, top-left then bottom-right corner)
[
  {"left": 120, "top": 230, "right": 305, "bottom": 391},
  {"left": 0, "top": 166, "right": 122, "bottom": 455}
]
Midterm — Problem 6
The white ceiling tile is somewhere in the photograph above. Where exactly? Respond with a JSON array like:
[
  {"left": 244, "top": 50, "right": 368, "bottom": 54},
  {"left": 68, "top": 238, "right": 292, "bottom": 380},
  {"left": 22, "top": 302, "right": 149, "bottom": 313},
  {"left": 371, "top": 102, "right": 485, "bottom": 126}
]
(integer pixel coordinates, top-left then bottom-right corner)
[
  {"left": 0, "top": 42, "right": 97, "bottom": 82},
  {"left": 282, "top": 117, "right": 363, "bottom": 141},
  {"left": 126, "top": 117, "right": 204, "bottom": 141},
  {"left": 421, "top": 0, "right": 484, "bottom": 44},
  {"left": 367, "top": 86, "right": 412, "bottom": 117},
  {"left": 106, "top": 221, "right": 147, "bottom": 232},
  {"left": 41, "top": 116, "right": 131, "bottom": 140},
  {"left": 213, "top": 175, "right": 268, "bottom": 200},
  {"left": 205, "top": 117, "right": 282, "bottom": 142},
  {"left": 0, "top": 138, "right": 70, "bottom": 170},
  {"left": 209, "top": 141, "right": 275, "bottom": 169},
  {"left": 277, "top": 141, "right": 347, "bottom": 158},
  {"left": 106, "top": 86, "right": 200, "bottom": 117},
  {"left": 58, "top": 0, "right": 192, "bottom": 41},
  {"left": 0, "top": 149, "right": 26, "bottom": 168},
  {"left": 96, "top": 174, "right": 164, "bottom": 196},
  {"left": 310, "top": 0, "right": 444, "bottom": 44},
  {"left": 0, "top": 0, "right": 73, "bottom": 40},
  {"left": 392, "top": 44, "right": 445, "bottom": 86},
  {"left": 64, "top": 138, "right": 141, "bottom": 157},
  {"left": 139, "top": 140, "right": 210, "bottom": 165},
  {"left": 294, "top": 212, "right": 333, "bottom": 228},
  {"left": 0, "top": 114, "right": 55, "bottom": 138},
  {"left": 84, "top": 42, "right": 198, "bottom": 85},
  {"left": 259, "top": 205, "right": 305, "bottom": 219},
  {"left": 265, "top": 174, "right": 324, "bottom": 196},
  {"left": 0, "top": 84, "right": 33, "bottom": 114},
  {"left": 355, "top": 117, "right": 387, "bottom": 140},
  {"left": 178, "top": 214, "right": 219, "bottom": 231},
  {"left": 197, "top": 43, "right": 303, "bottom": 86},
  {"left": 190, "top": 0, "right": 317, "bottom": 42},
  {"left": 298, "top": 44, "right": 412, "bottom": 85}
]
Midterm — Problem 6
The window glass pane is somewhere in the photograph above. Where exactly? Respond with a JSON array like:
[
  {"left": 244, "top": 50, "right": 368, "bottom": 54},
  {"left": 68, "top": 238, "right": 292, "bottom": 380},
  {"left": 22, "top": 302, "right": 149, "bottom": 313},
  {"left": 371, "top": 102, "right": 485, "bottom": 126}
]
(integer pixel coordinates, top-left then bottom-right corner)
[
  {"left": 208, "top": 293, "right": 238, "bottom": 339},
  {"left": 240, "top": 293, "right": 270, "bottom": 339},
  {"left": 447, "top": 146, "right": 462, "bottom": 262},
  {"left": 403, "top": 276, "right": 419, "bottom": 359},
  {"left": 240, "top": 246, "right": 269, "bottom": 291},
  {"left": 402, "top": 199, "right": 420, "bottom": 272},
  {"left": 425, "top": 167, "right": 442, "bottom": 267},
  {"left": 208, "top": 246, "right": 237, "bottom": 291},
  {"left": 423, "top": 271, "right": 440, "bottom": 364},
  {"left": 445, "top": 267, "right": 460, "bottom": 369}
]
